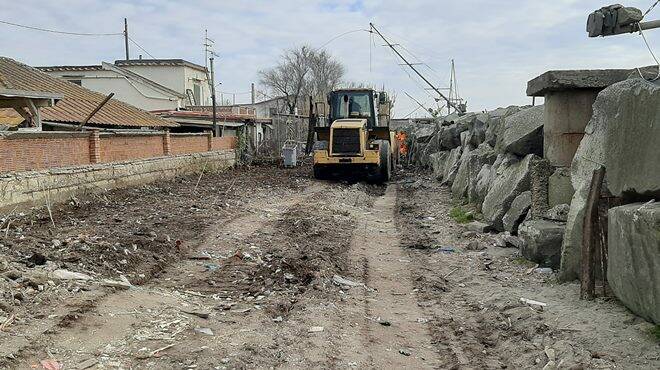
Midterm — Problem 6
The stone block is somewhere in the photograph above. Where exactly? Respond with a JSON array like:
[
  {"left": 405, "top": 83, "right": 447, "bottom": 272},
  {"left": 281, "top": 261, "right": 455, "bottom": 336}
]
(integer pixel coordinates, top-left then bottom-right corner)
[
  {"left": 526, "top": 69, "right": 631, "bottom": 97},
  {"left": 482, "top": 154, "right": 536, "bottom": 231},
  {"left": 519, "top": 220, "right": 565, "bottom": 268},
  {"left": 608, "top": 202, "right": 660, "bottom": 324},
  {"left": 501, "top": 105, "right": 544, "bottom": 156},
  {"left": 548, "top": 167, "right": 574, "bottom": 207},
  {"left": 503, "top": 191, "right": 532, "bottom": 234},
  {"left": 561, "top": 79, "right": 660, "bottom": 281}
]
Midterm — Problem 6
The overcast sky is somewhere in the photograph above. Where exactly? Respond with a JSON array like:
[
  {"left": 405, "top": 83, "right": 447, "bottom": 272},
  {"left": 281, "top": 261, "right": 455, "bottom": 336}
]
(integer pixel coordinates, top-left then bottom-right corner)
[{"left": 1, "top": 0, "right": 657, "bottom": 117}]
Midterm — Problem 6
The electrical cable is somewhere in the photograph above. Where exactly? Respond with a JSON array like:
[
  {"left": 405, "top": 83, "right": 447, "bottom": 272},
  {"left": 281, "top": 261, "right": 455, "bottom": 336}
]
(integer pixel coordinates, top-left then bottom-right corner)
[
  {"left": 0, "top": 19, "right": 122, "bottom": 36},
  {"left": 636, "top": 0, "right": 660, "bottom": 81},
  {"left": 636, "top": 27, "right": 660, "bottom": 81},
  {"left": 642, "top": 0, "right": 660, "bottom": 18},
  {"left": 127, "top": 36, "right": 156, "bottom": 59},
  {"left": 316, "top": 29, "right": 370, "bottom": 51}
]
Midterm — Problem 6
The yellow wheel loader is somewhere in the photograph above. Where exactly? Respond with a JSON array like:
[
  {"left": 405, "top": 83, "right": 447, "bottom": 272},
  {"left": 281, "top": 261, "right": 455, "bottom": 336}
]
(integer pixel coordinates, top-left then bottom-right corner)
[{"left": 309, "top": 88, "right": 398, "bottom": 183}]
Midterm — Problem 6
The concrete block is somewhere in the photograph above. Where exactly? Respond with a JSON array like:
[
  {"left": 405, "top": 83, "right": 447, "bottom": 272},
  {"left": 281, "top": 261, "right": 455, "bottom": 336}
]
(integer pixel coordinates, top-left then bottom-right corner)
[
  {"left": 501, "top": 105, "right": 544, "bottom": 156},
  {"left": 526, "top": 69, "right": 631, "bottom": 97},
  {"left": 548, "top": 167, "right": 574, "bottom": 207},
  {"left": 519, "top": 220, "right": 565, "bottom": 268},
  {"left": 503, "top": 191, "right": 531, "bottom": 234},
  {"left": 544, "top": 90, "right": 599, "bottom": 167},
  {"left": 482, "top": 154, "right": 537, "bottom": 231},
  {"left": 608, "top": 202, "right": 660, "bottom": 324},
  {"left": 561, "top": 79, "right": 660, "bottom": 281}
]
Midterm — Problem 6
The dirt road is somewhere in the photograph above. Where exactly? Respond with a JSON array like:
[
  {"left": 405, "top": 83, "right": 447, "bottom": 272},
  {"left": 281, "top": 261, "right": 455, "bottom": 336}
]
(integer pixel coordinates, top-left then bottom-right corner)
[{"left": 1, "top": 165, "right": 658, "bottom": 369}]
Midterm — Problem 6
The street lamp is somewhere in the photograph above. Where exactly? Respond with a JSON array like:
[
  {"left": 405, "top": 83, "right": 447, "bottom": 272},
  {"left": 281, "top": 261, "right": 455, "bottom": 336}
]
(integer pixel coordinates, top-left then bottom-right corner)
[{"left": 587, "top": 4, "right": 660, "bottom": 37}]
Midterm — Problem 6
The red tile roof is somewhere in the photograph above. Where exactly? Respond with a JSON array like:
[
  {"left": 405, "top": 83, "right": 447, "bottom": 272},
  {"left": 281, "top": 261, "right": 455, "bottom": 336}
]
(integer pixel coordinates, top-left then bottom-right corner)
[{"left": 0, "top": 57, "right": 177, "bottom": 128}]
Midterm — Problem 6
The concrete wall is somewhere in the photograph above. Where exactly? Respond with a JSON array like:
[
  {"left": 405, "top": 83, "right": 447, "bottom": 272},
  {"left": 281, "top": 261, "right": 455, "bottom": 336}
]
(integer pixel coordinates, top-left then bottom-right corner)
[
  {"left": 544, "top": 90, "right": 599, "bottom": 167},
  {"left": 0, "top": 150, "right": 235, "bottom": 213}
]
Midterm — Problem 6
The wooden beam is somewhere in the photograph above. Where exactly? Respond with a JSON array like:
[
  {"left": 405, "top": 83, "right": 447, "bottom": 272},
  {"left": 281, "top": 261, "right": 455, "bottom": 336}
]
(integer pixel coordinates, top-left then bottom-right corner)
[
  {"left": 78, "top": 93, "right": 114, "bottom": 130},
  {"left": 580, "top": 166, "right": 606, "bottom": 300}
]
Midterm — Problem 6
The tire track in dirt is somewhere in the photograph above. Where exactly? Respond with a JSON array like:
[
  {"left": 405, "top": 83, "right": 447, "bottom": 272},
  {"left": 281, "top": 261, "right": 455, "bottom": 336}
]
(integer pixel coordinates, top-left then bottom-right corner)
[{"left": 335, "top": 185, "right": 440, "bottom": 369}]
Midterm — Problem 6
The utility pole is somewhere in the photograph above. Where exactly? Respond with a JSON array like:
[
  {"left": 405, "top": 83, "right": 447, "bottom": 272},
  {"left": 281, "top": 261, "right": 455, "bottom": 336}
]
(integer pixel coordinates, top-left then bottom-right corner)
[
  {"left": 210, "top": 57, "right": 218, "bottom": 137},
  {"left": 124, "top": 18, "right": 130, "bottom": 60},
  {"left": 370, "top": 22, "right": 465, "bottom": 114},
  {"left": 251, "top": 83, "right": 256, "bottom": 105}
]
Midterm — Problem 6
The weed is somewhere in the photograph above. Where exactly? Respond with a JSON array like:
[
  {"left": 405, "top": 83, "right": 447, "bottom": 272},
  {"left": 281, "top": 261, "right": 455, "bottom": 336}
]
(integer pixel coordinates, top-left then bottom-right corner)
[{"left": 449, "top": 206, "right": 474, "bottom": 224}]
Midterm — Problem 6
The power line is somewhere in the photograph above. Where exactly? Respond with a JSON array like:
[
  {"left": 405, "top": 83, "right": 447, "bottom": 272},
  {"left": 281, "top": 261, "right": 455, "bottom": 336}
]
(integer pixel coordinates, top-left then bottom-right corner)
[
  {"left": 127, "top": 36, "right": 156, "bottom": 59},
  {"left": 316, "top": 29, "right": 371, "bottom": 50},
  {"left": 642, "top": 0, "right": 660, "bottom": 18},
  {"left": 0, "top": 19, "right": 122, "bottom": 36}
]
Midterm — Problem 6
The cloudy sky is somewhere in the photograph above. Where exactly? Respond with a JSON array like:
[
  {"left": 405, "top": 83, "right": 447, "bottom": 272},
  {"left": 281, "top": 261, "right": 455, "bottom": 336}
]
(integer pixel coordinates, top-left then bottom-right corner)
[{"left": 1, "top": 0, "right": 657, "bottom": 117}]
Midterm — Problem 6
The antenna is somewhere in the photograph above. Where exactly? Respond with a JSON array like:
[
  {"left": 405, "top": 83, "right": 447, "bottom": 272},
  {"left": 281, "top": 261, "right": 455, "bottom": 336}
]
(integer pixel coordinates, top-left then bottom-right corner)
[{"left": 369, "top": 22, "right": 466, "bottom": 114}]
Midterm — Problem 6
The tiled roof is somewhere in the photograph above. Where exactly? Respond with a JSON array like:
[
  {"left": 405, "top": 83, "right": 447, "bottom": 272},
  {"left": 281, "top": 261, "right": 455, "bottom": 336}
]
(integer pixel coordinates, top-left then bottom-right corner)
[
  {"left": 36, "top": 65, "right": 103, "bottom": 72},
  {"left": 0, "top": 57, "right": 177, "bottom": 128}
]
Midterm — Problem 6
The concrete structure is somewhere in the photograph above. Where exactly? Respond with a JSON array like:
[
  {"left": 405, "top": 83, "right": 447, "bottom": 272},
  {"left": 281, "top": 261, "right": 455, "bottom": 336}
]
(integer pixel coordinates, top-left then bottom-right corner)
[
  {"left": 608, "top": 202, "right": 660, "bottom": 324},
  {"left": 527, "top": 69, "right": 630, "bottom": 167},
  {"left": 0, "top": 150, "right": 235, "bottom": 213},
  {"left": 561, "top": 78, "right": 660, "bottom": 281},
  {"left": 39, "top": 59, "right": 212, "bottom": 111}
]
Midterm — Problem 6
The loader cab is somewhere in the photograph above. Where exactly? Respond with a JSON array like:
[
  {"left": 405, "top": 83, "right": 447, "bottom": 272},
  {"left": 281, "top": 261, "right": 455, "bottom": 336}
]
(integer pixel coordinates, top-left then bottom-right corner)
[{"left": 328, "top": 89, "right": 379, "bottom": 129}]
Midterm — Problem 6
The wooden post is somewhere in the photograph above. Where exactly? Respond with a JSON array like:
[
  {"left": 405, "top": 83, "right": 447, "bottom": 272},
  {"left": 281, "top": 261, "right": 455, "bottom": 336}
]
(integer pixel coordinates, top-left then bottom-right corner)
[
  {"left": 78, "top": 93, "right": 114, "bottom": 130},
  {"left": 580, "top": 166, "right": 606, "bottom": 300}
]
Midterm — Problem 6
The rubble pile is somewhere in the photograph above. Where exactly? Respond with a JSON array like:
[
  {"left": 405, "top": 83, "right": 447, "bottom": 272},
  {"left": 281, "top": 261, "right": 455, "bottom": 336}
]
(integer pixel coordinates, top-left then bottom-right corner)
[{"left": 403, "top": 103, "right": 571, "bottom": 268}]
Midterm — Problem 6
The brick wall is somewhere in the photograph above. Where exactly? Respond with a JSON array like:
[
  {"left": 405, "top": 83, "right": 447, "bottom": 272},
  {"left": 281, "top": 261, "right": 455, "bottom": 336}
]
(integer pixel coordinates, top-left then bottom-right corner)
[
  {"left": 0, "top": 133, "right": 90, "bottom": 172},
  {"left": 100, "top": 134, "right": 164, "bottom": 163},
  {"left": 170, "top": 134, "right": 210, "bottom": 156},
  {"left": 212, "top": 136, "right": 238, "bottom": 151},
  {"left": 0, "top": 131, "right": 237, "bottom": 174}
]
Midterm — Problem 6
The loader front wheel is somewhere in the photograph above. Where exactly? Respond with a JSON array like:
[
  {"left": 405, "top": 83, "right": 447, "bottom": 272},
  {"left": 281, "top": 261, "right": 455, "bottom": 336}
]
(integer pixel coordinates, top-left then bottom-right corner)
[{"left": 368, "top": 140, "right": 391, "bottom": 184}]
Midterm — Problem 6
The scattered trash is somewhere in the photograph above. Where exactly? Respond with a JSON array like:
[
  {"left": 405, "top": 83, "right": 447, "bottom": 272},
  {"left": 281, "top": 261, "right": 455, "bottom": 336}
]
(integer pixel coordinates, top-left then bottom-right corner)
[
  {"left": 195, "top": 327, "right": 214, "bottom": 336},
  {"left": 417, "top": 317, "right": 429, "bottom": 324},
  {"left": 308, "top": 326, "right": 324, "bottom": 333},
  {"left": 231, "top": 308, "right": 251, "bottom": 314},
  {"left": 399, "top": 349, "right": 411, "bottom": 356},
  {"left": 39, "top": 359, "right": 62, "bottom": 370},
  {"left": 332, "top": 275, "right": 365, "bottom": 288},
  {"left": 52, "top": 269, "right": 92, "bottom": 281},
  {"left": 436, "top": 247, "right": 456, "bottom": 254},
  {"left": 520, "top": 297, "right": 547, "bottom": 311},
  {"left": 378, "top": 319, "right": 391, "bottom": 326},
  {"left": 534, "top": 268, "right": 554, "bottom": 274},
  {"left": 284, "top": 273, "right": 295, "bottom": 281},
  {"left": 75, "top": 358, "right": 98, "bottom": 370},
  {"left": 189, "top": 251, "right": 212, "bottom": 260},
  {"left": 181, "top": 309, "right": 211, "bottom": 319},
  {"left": 149, "top": 343, "right": 176, "bottom": 357},
  {"left": 101, "top": 276, "right": 132, "bottom": 290},
  {"left": 204, "top": 264, "right": 220, "bottom": 272},
  {"left": 273, "top": 316, "right": 283, "bottom": 323}
]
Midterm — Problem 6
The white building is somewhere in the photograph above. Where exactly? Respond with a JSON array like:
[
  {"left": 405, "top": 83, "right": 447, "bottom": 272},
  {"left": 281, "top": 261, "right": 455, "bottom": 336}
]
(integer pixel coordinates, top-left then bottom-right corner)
[{"left": 38, "top": 59, "right": 212, "bottom": 112}]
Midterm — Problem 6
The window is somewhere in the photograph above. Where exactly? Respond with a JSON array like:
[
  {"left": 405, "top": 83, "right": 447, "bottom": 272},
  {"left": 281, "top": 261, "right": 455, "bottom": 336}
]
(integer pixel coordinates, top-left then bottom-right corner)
[{"left": 331, "top": 92, "right": 372, "bottom": 120}]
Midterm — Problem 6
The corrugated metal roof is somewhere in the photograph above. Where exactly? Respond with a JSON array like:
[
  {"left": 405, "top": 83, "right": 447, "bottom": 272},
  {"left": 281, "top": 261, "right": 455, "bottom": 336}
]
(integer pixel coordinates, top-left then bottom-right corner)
[{"left": 0, "top": 57, "right": 178, "bottom": 128}]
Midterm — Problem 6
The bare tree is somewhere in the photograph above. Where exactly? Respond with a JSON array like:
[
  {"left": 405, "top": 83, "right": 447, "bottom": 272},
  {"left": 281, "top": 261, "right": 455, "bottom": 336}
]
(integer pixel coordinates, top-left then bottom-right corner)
[{"left": 259, "top": 46, "right": 345, "bottom": 114}]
